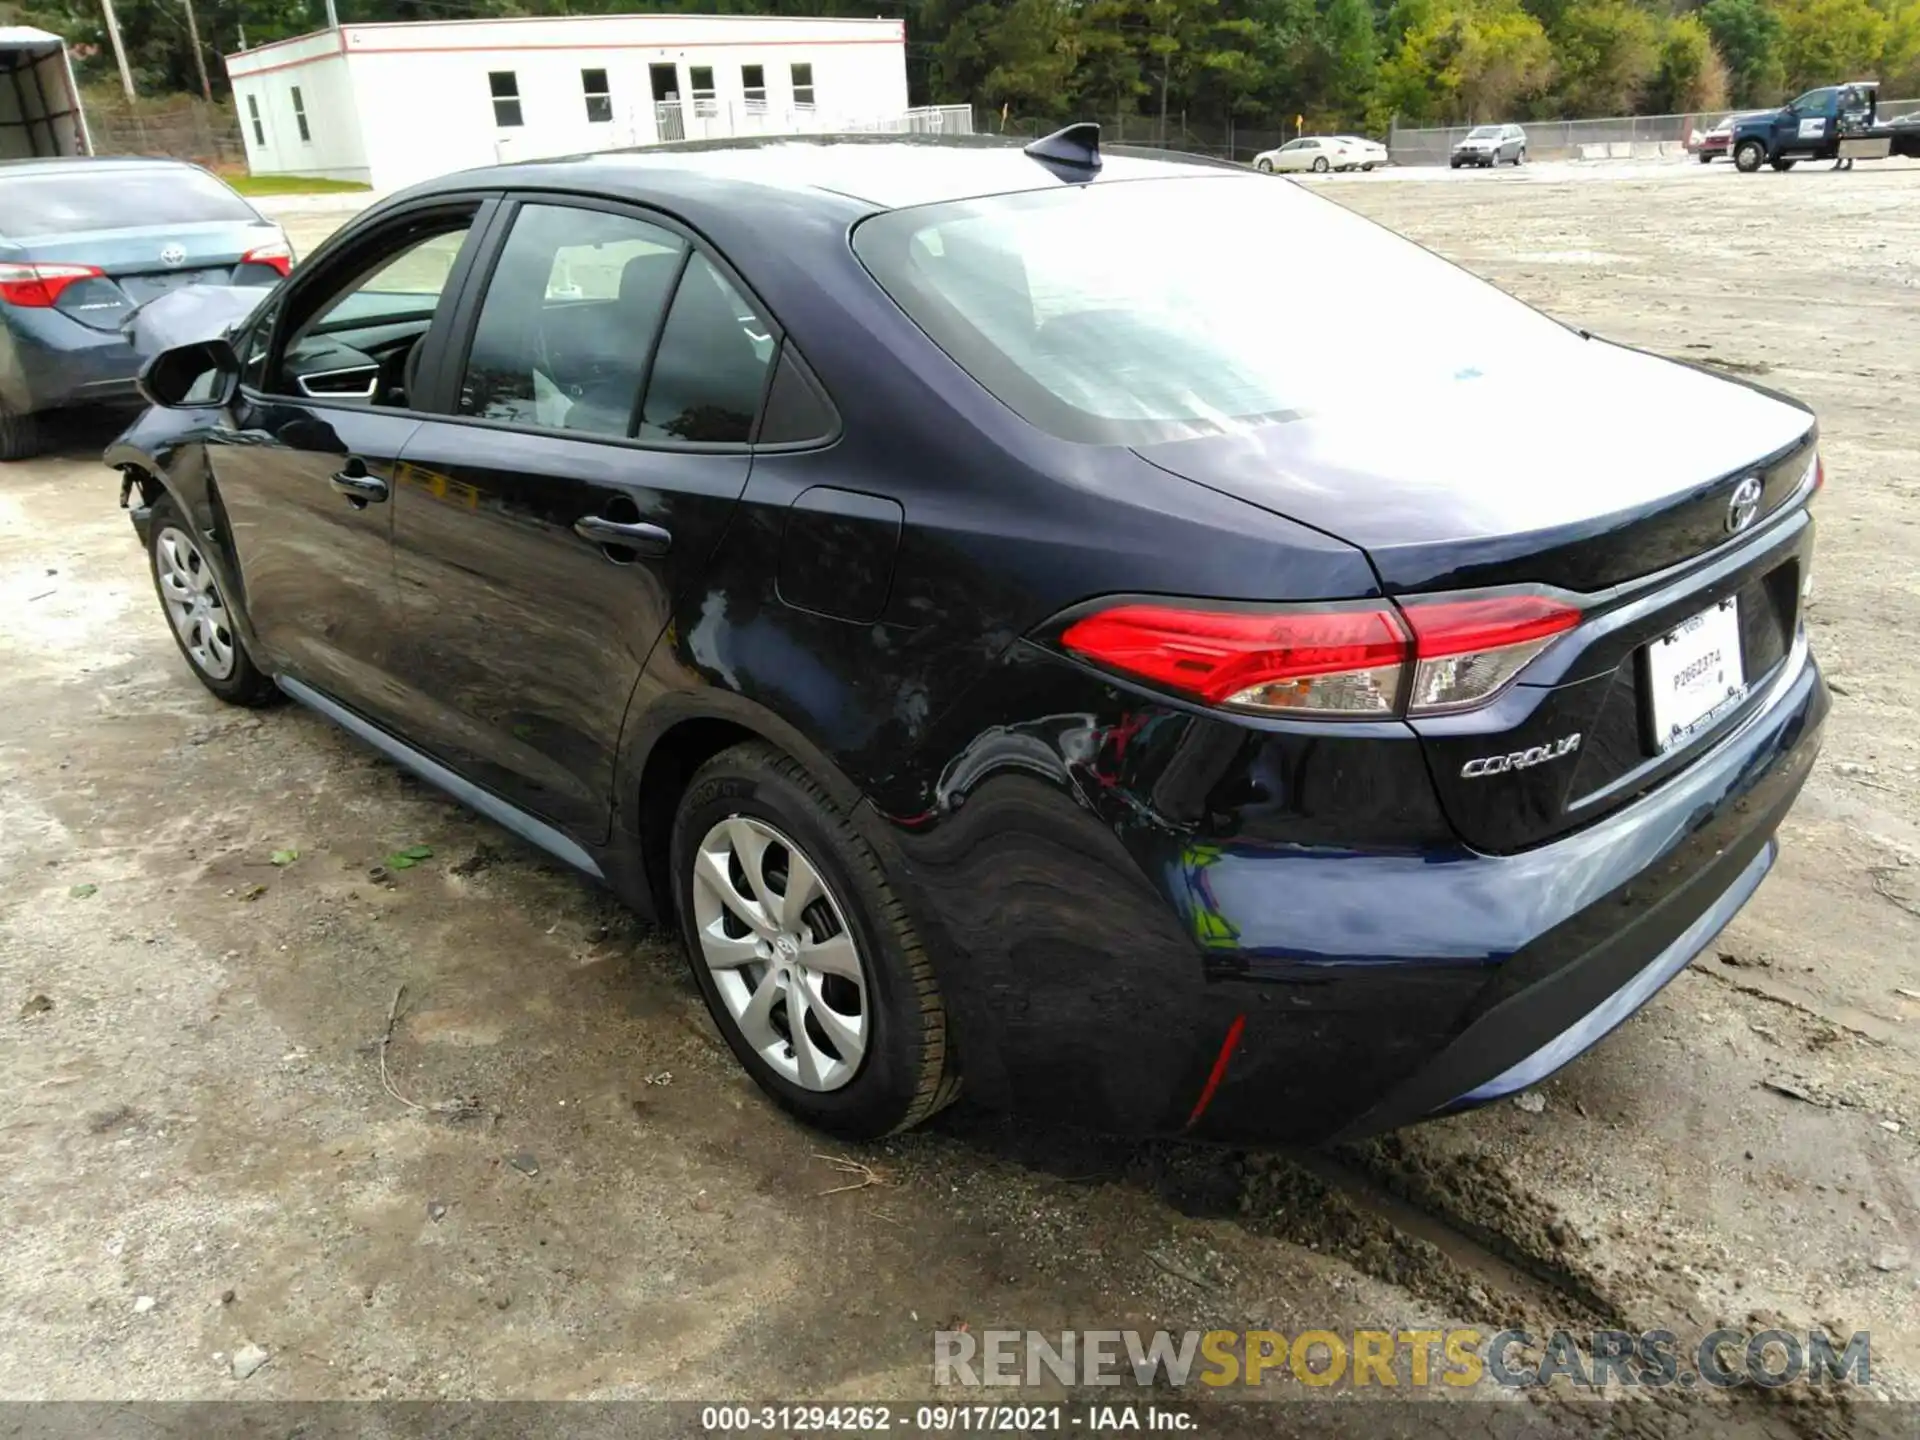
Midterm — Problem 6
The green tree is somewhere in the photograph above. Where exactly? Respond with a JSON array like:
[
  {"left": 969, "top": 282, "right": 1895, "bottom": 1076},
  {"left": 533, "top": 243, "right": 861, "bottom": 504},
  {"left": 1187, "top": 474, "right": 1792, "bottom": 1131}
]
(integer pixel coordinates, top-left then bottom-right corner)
[
  {"left": 1647, "top": 13, "right": 1731, "bottom": 113},
  {"left": 930, "top": 0, "right": 1077, "bottom": 121},
  {"left": 1701, "top": 0, "right": 1789, "bottom": 104},
  {"left": 1371, "top": 0, "right": 1553, "bottom": 125},
  {"left": 1883, "top": 0, "right": 1920, "bottom": 96},
  {"left": 1320, "top": 0, "right": 1383, "bottom": 118},
  {"left": 1549, "top": 0, "right": 1660, "bottom": 114},
  {"left": 1777, "top": 0, "right": 1888, "bottom": 91}
]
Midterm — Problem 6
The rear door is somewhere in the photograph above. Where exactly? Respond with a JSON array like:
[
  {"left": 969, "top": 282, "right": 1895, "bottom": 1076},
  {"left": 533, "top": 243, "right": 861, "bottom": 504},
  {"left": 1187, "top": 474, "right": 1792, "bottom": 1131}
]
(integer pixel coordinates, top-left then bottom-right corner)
[
  {"left": 210, "top": 198, "right": 494, "bottom": 717},
  {"left": 387, "top": 196, "right": 778, "bottom": 837}
]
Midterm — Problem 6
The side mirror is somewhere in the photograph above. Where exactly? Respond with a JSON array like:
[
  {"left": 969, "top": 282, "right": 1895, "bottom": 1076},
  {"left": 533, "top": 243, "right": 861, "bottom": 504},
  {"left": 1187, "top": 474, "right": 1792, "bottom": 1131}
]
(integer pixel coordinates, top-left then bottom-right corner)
[{"left": 137, "top": 338, "right": 240, "bottom": 410}]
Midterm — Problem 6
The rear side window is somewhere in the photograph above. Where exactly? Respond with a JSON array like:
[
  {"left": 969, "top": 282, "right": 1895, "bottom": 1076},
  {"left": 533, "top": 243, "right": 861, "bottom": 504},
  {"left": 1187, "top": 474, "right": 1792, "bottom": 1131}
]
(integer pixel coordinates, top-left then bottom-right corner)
[
  {"left": 460, "top": 204, "right": 685, "bottom": 437},
  {"left": 638, "top": 255, "right": 773, "bottom": 443},
  {"left": 0, "top": 167, "right": 255, "bottom": 237},
  {"left": 458, "top": 204, "right": 776, "bottom": 444}
]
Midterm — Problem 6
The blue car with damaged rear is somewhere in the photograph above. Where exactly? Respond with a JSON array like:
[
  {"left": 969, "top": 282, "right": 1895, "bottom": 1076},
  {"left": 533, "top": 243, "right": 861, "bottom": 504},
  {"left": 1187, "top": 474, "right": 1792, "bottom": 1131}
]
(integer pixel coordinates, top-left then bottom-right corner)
[{"left": 108, "top": 127, "right": 1827, "bottom": 1143}]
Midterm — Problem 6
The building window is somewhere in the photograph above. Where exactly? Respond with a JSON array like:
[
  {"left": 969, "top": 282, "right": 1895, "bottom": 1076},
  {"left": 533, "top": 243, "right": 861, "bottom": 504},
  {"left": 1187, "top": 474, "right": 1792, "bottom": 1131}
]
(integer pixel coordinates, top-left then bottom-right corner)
[
  {"left": 489, "top": 71, "right": 523, "bottom": 128},
  {"left": 291, "top": 86, "right": 310, "bottom": 142},
  {"left": 791, "top": 62, "right": 815, "bottom": 108},
  {"left": 246, "top": 94, "right": 265, "bottom": 146},
  {"left": 689, "top": 65, "right": 716, "bottom": 117},
  {"left": 582, "top": 68, "right": 612, "bottom": 124},
  {"left": 742, "top": 64, "right": 766, "bottom": 110}
]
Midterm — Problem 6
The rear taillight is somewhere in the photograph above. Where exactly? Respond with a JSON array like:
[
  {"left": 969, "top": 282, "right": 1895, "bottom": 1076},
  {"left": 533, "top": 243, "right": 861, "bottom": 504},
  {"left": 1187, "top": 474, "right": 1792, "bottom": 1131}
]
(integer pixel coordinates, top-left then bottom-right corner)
[
  {"left": 1809, "top": 452, "right": 1824, "bottom": 496},
  {"left": 1399, "top": 595, "right": 1581, "bottom": 714},
  {"left": 242, "top": 242, "right": 293, "bottom": 277},
  {"left": 1058, "top": 603, "right": 1408, "bottom": 716},
  {"left": 1054, "top": 593, "right": 1581, "bottom": 719},
  {"left": 0, "top": 262, "right": 104, "bottom": 307}
]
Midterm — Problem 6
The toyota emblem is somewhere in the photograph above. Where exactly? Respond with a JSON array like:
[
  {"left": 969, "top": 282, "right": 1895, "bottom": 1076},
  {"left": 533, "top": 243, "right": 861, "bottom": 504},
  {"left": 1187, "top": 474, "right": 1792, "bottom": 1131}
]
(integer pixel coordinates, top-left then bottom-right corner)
[
  {"left": 160, "top": 243, "right": 187, "bottom": 268},
  {"left": 1725, "top": 475, "right": 1763, "bottom": 534}
]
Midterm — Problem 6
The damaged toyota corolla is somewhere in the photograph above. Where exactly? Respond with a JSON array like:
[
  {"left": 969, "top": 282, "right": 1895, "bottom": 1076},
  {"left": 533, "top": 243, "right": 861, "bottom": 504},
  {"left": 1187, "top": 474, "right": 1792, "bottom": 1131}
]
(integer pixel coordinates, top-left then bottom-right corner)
[{"left": 106, "top": 127, "right": 1827, "bottom": 1142}]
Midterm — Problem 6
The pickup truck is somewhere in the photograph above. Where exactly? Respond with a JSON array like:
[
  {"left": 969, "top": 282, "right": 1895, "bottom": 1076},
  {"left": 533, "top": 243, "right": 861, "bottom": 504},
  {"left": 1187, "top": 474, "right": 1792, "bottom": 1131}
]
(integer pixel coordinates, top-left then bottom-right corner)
[{"left": 1730, "top": 80, "right": 1920, "bottom": 172}]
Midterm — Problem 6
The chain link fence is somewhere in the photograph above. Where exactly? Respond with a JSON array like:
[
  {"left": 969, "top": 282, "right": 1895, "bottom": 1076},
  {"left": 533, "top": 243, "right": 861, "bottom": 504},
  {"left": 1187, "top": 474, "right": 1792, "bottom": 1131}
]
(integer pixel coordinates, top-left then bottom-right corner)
[
  {"left": 1388, "top": 102, "right": 1920, "bottom": 166},
  {"left": 85, "top": 96, "right": 246, "bottom": 169}
]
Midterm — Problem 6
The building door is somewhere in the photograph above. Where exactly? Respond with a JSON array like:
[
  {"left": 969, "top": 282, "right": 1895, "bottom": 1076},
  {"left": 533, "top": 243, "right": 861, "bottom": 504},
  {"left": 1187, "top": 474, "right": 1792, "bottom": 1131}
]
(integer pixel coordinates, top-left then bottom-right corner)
[{"left": 650, "top": 63, "right": 683, "bottom": 141}]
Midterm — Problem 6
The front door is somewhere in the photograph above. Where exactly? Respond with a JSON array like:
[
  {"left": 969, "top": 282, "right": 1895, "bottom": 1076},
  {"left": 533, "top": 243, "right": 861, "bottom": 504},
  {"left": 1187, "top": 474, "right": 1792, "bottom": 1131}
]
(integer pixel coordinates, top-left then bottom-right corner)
[
  {"left": 387, "top": 198, "right": 778, "bottom": 837},
  {"left": 1781, "top": 90, "right": 1835, "bottom": 154},
  {"left": 212, "top": 200, "right": 491, "bottom": 717}
]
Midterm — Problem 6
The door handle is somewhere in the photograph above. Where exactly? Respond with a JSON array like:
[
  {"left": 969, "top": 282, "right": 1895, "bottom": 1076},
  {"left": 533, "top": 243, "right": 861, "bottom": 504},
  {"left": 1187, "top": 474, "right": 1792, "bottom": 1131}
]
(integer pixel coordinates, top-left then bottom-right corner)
[
  {"left": 329, "top": 465, "right": 389, "bottom": 506},
  {"left": 573, "top": 515, "right": 671, "bottom": 557}
]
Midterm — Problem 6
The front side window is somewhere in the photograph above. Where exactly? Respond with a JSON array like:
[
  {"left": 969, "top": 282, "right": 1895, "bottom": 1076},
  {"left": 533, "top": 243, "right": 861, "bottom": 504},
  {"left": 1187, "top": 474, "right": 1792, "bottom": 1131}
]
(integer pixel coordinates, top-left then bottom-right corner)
[
  {"left": 853, "top": 176, "right": 1577, "bottom": 446},
  {"left": 582, "top": 68, "right": 612, "bottom": 124},
  {"left": 742, "top": 64, "right": 766, "bottom": 108},
  {"left": 459, "top": 204, "right": 686, "bottom": 437},
  {"left": 267, "top": 217, "right": 474, "bottom": 403},
  {"left": 291, "top": 86, "right": 310, "bottom": 143},
  {"left": 791, "top": 62, "right": 814, "bottom": 107},
  {"left": 246, "top": 94, "right": 265, "bottom": 146},
  {"left": 490, "top": 72, "right": 523, "bottom": 128},
  {"left": 239, "top": 298, "right": 280, "bottom": 391}
]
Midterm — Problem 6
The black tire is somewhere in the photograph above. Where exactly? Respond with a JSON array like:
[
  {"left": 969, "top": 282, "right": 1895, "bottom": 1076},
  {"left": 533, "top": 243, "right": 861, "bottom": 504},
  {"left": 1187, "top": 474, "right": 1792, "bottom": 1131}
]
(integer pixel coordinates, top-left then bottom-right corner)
[
  {"left": 1698, "top": 151, "right": 1714, "bottom": 164},
  {"left": 1312, "top": 156, "right": 1329, "bottom": 173},
  {"left": 0, "top": 405, "right": 42, "bottom": 462},
  {"left": 1255, "top": 158, "right": 1273, "bottom": 173},
  {"left": 1362, "top": 162, "right": 1375, "bottom": 172},
  {"left": 1514, "top": 148, "right": 1526, "bottom": 165},
  {"left": 1733, "top": 139, "right": 1767, "bottom": 173},
  {"left": 1771, "top": 157, "right": 1796, "bottom": 171},
  {"left": 1449, "top": 159, "right": 1461, "bottom": 169},
  {"left": 671, "top": 741, "right": 960, "bottom": 1139},
  {"left": 146, "top": 493, "right": 279, "bottom": 706}
]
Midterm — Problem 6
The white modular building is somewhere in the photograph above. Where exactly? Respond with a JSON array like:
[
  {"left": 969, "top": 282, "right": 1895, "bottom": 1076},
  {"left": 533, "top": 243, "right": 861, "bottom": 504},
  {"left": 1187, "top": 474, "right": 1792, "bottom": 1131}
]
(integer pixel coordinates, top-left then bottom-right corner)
[{"left": 225, "top": 13, "right": 922, "bottom": 191}]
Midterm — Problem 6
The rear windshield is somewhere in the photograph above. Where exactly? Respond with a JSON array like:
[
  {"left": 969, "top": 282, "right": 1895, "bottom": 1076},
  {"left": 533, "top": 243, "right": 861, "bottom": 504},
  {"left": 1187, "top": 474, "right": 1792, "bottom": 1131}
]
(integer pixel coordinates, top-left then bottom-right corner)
[
  {"left": 852, "top": 175, "right": 1573, "bottom": 445},
  {"left": 0, "top": 167, "right": 256, "bottom": 238}
]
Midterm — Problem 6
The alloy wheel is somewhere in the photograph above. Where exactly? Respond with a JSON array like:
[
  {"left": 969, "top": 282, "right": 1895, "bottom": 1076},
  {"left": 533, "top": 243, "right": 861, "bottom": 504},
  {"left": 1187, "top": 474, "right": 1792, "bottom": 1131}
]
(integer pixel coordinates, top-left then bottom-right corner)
[
  {"left": 155, "top": 526, "right": 236, "bottom": 680},
  {"left": 691, "top": 815, "right": 869, "bottom": 1092}
]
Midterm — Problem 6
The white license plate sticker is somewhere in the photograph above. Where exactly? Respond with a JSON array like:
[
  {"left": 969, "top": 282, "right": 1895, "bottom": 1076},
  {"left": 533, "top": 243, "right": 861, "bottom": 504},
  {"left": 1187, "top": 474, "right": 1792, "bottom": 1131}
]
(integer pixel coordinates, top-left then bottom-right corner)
[{"left": 1646, "top": 597, "right": 1746, "bottom": 751}]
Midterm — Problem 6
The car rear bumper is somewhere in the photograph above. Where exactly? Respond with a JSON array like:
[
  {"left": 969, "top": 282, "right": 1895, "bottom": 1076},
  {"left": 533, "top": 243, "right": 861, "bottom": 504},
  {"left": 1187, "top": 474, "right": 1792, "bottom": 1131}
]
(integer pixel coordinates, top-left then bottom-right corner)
[
  {"left": 887, "top": 633, "right": 1826, "bottom": 1143},
  {"left": 1, "top": 306, "right": 142, "bottom": 414}
]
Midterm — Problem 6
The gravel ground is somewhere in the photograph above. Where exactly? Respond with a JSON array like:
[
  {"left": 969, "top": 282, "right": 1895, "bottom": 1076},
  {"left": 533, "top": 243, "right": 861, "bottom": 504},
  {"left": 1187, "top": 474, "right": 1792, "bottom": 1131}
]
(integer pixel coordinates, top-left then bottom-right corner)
[{"left": 0, "top": 159, "right": 1915, "bottom": 1425}]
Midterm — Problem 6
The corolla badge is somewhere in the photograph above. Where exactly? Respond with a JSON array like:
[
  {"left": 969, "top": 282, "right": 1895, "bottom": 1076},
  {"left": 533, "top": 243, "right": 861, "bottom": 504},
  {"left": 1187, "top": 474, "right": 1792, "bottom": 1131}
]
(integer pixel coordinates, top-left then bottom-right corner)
[
  {"left": 160, "top": 243, "right": 187, "bottom": 268},
  {"left": 1461, "top": 733, "right": 1581, "bottom": 779},
  {"left": 1726, "top": 475, "right": 1763, "bottom": 534}
]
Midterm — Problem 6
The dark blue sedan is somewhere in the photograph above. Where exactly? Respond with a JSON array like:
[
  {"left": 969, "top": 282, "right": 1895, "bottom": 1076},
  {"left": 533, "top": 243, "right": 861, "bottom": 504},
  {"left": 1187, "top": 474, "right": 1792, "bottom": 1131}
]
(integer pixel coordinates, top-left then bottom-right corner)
[
  {"left": 106, "top": 129, "right": 1826, "bottom": 1142},
  {"left": 1, "top": 156, "right": 289, "bottom": 459}
]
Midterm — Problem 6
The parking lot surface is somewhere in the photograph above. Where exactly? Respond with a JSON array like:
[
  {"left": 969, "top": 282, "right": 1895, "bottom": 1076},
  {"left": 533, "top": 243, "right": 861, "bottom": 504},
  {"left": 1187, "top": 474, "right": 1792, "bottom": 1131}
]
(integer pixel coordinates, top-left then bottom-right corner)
[{"left": 1, "top": 160, "right": 1916, "bottom": 1420}]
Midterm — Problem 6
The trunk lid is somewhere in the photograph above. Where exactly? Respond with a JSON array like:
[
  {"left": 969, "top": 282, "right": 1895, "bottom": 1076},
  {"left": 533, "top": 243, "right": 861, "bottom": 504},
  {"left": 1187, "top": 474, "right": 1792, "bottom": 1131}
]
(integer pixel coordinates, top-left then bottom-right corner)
[
  {"left": 20, "top": 221, "right": 284, "bottom": 331},
  {"left": 1133, "top": 339, "right": 1813, "bottom": 596},
  {"left": 1135, "top": 343, "right": 1818, "bottom": 852}
]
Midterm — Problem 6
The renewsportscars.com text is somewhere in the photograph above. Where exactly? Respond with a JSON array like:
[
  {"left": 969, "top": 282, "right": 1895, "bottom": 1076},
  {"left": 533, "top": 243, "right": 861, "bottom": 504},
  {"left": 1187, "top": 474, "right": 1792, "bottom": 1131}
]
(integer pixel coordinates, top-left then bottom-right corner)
[{"left": 933, "top": 1327, "right": 1871, "bottom": 1390}]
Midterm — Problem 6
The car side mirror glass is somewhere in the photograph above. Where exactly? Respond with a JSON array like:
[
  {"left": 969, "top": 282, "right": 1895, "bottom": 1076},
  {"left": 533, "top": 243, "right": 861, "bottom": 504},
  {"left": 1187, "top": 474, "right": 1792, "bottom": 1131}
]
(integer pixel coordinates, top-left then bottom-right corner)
[{"left": 138, "top": 338, "right": 239, "bottom": 410}]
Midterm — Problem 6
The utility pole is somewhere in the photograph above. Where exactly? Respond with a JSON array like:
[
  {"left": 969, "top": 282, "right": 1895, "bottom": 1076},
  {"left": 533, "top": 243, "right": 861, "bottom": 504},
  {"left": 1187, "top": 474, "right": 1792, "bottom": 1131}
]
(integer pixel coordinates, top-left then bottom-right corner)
[
  {"left": 182, "top": 0, "right": 213, "bottom": 102},
  {"left": 100, "top": 0, "right": 136, "bottom": 101},
  {"left": 324, "top": 0, "right": 341, "bottom": 30}
]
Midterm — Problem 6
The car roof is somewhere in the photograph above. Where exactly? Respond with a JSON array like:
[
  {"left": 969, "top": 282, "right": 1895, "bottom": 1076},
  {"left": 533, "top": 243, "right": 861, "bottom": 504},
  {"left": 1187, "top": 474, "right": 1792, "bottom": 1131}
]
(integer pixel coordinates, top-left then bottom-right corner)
[
  {"left": 0, "top": 155, "right": 203, "bottom": 178},
  {"left": 400, "top": 133, "right": 1244, "bottom": 215}
]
